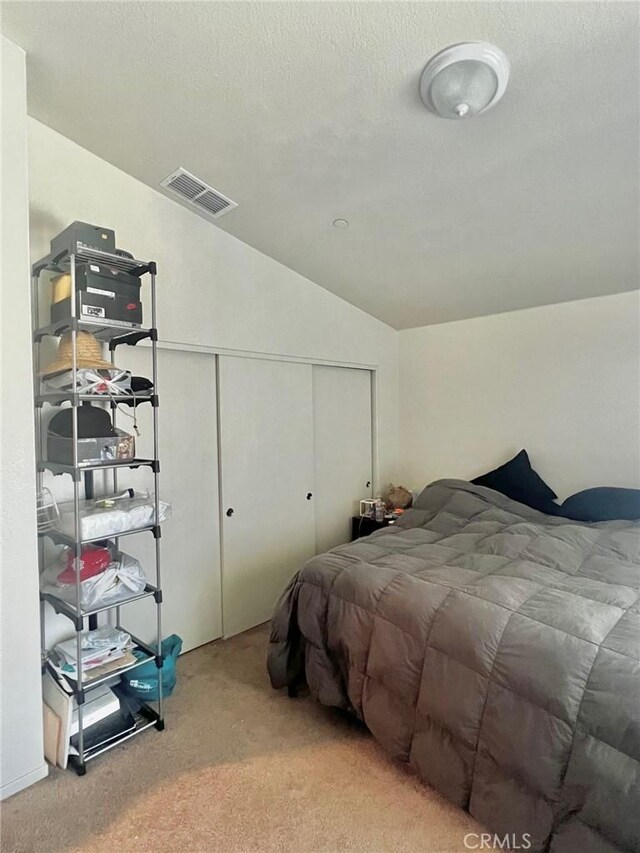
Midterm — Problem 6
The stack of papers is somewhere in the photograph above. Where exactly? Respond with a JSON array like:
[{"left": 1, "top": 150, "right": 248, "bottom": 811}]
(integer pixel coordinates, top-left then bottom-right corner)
[{"left": 54, "top": 627, "right": 132, "bottom": 680}]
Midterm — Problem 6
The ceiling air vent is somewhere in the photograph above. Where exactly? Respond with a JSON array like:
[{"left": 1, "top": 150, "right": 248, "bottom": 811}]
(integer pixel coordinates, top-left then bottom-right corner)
[{"left": 159, "top": 167, "right": 237, "bottom": 220}]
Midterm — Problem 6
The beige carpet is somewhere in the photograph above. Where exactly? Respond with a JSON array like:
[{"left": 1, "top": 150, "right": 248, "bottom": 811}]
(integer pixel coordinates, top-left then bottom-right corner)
[{"left": 1, "top": 624, "right": 481, "bottom": 853}]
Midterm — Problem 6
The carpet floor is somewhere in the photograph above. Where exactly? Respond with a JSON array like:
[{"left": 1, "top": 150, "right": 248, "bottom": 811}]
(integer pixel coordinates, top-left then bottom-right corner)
[{"left": 1, "top": 624, "right": 482, "bottom": 853}]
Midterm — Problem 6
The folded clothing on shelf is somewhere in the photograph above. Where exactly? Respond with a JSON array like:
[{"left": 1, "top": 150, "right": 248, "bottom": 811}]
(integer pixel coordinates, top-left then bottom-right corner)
[
  {"left": 55, "top": 491, "right": 171, "bottom": 540},
  {"left": 41, "top": 550, "right": 146, "bottom": 610}
]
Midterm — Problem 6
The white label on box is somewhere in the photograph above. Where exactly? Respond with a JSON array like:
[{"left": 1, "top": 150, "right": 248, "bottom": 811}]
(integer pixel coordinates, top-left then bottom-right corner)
[
  {"left": 87, "top": 287, "right": 115, "bottom": 299},
  {"left": 82, "top": 304, "right": 105, "bottom": 319}
]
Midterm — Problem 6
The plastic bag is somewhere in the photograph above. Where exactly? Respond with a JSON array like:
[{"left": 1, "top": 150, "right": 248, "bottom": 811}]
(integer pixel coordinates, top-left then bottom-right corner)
[
  {"left": 77, "top": 626, "right": 131, "bottom": 651},
  {"left": 42, "top": 367, "right": 132, "bottom": 396},
  {"left": 121, "top": 634, "right": 183, "bottom": 701},
  {"left": 56, "top": 492, "right": 171, "bottom": 540},
  {"left": 41, "top": 551, "right": 146, "bottom": 609}
]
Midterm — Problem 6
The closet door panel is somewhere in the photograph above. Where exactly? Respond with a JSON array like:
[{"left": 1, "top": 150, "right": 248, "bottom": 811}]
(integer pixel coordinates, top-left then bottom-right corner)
[
  {"left": 113, "top": 348, "right": 222, "bottom": 652},
  {"left": 313, "top": 365, "right": 373, "bottom": 553},
  {"left": 218, "top": 356, "right": 316, "bottom": 638}
]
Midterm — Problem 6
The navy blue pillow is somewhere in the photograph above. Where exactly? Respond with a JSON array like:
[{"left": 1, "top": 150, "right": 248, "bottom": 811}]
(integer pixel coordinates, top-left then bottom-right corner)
[
  {"left": 559, "top": 488, "right": 640, "bottom": 522},
  {"left": 471, "top": 450, "right": 558, "bottom": 514}
]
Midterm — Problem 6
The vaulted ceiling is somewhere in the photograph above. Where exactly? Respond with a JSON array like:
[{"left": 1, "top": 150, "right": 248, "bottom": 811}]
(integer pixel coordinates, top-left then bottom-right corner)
[{"left": 2, "top": 1, "right": 638, "bottom": 328}]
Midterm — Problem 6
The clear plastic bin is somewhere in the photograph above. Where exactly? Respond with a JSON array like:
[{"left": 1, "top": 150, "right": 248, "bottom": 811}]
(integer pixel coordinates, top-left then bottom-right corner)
[
  {"left": 47, "top": 428, "right": 135, "bottom": 466},
  {"left": 55, "top": 492, "right": 171, "bottom": 540}
]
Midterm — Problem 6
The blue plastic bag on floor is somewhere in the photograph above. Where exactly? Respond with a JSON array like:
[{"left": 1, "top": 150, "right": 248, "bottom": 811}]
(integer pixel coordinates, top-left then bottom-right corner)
[{"left": 121, "top": 634, "right": 182, "bottom": 701}]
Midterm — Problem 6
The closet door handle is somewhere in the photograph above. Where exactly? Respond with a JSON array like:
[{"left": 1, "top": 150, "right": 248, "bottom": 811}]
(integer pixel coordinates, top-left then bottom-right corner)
[
  {"left": 226, "top": 508, "right": 234, "bottom": 517},
  {"left": 306, "top": 493, "right": 313, "bottom": 500},
  {"left": 366, "top": 481, "right": 371, "bottom": 488}
]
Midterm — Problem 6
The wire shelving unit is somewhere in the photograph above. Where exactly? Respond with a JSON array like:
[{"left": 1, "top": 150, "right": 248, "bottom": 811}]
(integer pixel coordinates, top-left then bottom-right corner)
[{"left": 32, "top": 245, "right": 165, "bottom": 775}]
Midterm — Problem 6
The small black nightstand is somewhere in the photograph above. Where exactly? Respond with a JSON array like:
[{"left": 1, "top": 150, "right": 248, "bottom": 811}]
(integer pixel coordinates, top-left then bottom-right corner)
[{"left": 351, "top": 515, "right": 394, "bottom": 541}]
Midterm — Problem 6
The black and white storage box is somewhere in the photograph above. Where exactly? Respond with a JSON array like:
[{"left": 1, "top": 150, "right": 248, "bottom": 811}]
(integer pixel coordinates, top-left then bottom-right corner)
[{"left": 51, "top": 263, "right": 142, "bottom": 328}]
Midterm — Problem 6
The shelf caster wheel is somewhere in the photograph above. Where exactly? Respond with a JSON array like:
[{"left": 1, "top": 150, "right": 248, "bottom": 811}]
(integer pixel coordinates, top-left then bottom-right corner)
[
  {"left": 76, "top": 764, "right": 87, "bottom": 777},
  {"left": 155, "top": 719, "right": 165, "bottom": 731}
]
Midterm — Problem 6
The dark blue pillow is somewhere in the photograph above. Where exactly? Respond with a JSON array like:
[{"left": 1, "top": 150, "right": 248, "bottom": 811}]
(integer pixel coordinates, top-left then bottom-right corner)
[
  {"left": 559, "top": 488, "right": 640, "bottom": 522},
  {"left": 471, "top": 449, "right": 558, "bottom": 514}
]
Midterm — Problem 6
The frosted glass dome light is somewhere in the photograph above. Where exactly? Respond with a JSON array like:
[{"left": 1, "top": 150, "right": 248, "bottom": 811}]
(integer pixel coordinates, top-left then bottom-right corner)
[{"left": 420, "top": 42, "right": 510, "bottom": 119}]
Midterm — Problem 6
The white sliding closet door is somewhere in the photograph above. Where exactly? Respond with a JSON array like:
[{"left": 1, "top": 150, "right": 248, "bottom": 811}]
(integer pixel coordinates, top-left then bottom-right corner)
[
  {"left": 313, "top": 366, "right": 373, "bottom": 553},
  {"left": 218, "top": 356, "right": 316, "bottom": 638},
  {"left": 114, "top": 348, "right": 222, "bottom": 652}
]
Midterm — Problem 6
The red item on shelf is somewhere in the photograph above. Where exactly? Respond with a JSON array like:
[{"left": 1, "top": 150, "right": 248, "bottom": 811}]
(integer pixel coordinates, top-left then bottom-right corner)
[{"left": 57, "top": 545, "right": 112, "bottom": 584}]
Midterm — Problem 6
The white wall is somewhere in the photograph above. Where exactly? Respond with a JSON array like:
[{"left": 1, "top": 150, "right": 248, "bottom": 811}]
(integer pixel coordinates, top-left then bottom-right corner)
[
  {"left": 398, "top": 292, "right": 640, "bottom": 500},
  {"left": 27, "top": 118, "right": 398, "bottom": 482},
  {"left": 0, "top": 36, "right": 48, "bottom": 799}
]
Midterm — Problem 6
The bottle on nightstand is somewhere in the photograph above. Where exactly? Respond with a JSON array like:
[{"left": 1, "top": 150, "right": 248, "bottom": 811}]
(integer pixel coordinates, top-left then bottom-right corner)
[{"left": 374, "top": 498, "right": 385, "bottom": 522}]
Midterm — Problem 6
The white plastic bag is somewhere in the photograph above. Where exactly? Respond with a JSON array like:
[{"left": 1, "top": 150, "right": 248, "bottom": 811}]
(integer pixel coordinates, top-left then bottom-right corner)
[
  {"left": 42, "top": 367, "right": 132, "bottom": 396},
  {"left": 56, "top": 492, "right": 171, "bottom": 540},
  {"left": 41, "top": 551, "right": 146, "bottom": 609}
]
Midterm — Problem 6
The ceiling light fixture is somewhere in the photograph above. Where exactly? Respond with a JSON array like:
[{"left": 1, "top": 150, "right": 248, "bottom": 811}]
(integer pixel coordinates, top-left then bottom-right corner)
[
  {"left": 333, "top": 219, "right": 349, "bottom": 229},
  {"left": 420, "top": 42, "right": 510, "bottom": 119}
]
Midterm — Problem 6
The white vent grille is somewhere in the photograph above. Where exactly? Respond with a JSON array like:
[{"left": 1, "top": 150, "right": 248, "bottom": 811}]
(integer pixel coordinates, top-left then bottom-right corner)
[
  {"left": 167, "top": 172, "right": 206, "bottom": 199},
  {"left": 159, "top": 168, "right": 237, "bottom": 219},
  {"left": 193, "top": 190, "right": 231, "bottom": 216}
]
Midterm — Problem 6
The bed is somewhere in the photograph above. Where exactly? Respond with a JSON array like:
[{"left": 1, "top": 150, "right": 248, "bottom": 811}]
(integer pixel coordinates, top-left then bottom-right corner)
[{"left": 268, "top": 479, "right": 640, "bottom": 853}]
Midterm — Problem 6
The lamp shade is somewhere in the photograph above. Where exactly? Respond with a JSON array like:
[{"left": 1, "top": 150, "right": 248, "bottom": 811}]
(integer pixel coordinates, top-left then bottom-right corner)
[{"left": 420, "top": 42, "right": 510, "bottom": 119}]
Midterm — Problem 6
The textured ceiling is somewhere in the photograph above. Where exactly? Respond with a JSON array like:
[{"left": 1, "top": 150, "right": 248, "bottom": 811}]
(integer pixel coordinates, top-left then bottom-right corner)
[{"left": 2, "top": 1, "right": 639, "bottom": 329}]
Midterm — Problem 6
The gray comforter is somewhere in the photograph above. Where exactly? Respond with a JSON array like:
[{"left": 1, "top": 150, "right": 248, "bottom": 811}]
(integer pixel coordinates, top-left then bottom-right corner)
[{"left": 268, "top": 480, "right": 640, "bottom": 853}]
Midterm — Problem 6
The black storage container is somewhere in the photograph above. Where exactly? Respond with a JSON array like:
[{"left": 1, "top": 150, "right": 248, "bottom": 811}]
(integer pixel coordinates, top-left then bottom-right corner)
[
  {"left": 79, "top": 263, "right": 141, "bottom": 301},
  {"left": 51, "top": 262, "right": 142, "bottom": 328},
  {"left": 50, "top": 221, "right": 116, "bottom": 261},
  {"left": 51, "top": 293, "right": 142, "bottom": 328}
]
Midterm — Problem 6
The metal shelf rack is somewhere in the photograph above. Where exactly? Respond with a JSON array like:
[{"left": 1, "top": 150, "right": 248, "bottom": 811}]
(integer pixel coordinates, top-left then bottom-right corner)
[
  {"left": 32, "top": 245, "right": 165, "bottom": 776},
  {"left": 38, "top": 457, "right": 159, "bottom": 479},
  {"left": 36, "top": 392, "right": 158, "bottom": 407}
]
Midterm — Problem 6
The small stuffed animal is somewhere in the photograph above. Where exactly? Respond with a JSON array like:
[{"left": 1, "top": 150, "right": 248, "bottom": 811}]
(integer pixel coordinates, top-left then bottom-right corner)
[{"left": 385, "top": 484, "right": 412, "bottom": 510}]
